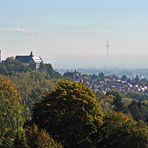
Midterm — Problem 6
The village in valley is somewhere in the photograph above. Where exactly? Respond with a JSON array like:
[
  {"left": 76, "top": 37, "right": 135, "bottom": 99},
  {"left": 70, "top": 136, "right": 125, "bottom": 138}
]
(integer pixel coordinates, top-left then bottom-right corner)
[{"left": 64, "top": 71, "right": 148, "bottom": 94}]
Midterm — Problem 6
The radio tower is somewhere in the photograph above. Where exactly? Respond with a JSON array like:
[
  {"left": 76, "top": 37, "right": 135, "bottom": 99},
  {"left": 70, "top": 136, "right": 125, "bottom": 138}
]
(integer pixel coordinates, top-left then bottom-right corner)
[{"left": 106, "top": 40, "right": 109, "bottom": 60}]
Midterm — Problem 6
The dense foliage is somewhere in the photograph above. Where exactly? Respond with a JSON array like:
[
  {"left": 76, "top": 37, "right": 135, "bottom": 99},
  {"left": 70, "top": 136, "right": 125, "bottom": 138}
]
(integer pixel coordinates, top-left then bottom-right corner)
[
  {"left": 31, "top": 81, "right": 148, "bottom": 147},
  {"left": 0, "top": 57, "right": 61, "bottom": 79},
  {"left": 0, "top": 65, "right": 148, "bottom": 147},
  {"left": 96, "top": 111, "right": 148, "bottom": 148},
  {"left": 0, "top": 76, "right": 24, "bottom": 146},
  {"left": 25, "top": 124, "right": 63, "bottom": 148},
  {"left": 122, "top": 99, "right": 148, "bottom": 122},
  {"left": 0, "top": 57, "right": 29, "bottom": 74},
  {"left": 126, "top": 91, "right": 148, "bottom": 101},
  {"left": 11, "top": 72, "right": 57, "bottom": 121},
  {"left": 31, "top": 81, "right": 104, "bottom": 147},
  {"left": 103, "top": 90, "right": 148, "bottom": 122}
]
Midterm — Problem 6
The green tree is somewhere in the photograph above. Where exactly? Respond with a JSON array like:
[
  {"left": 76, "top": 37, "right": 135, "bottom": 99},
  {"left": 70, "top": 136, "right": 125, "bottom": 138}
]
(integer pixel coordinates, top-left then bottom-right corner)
[
  {"left": 96, "top": 111, "right": 148, "bottom": 148},
  {"left": 122, "top": 100, "right": 148, "bottom": 122},
  {"left": 0, "top": 57, "right": 61, "bottom": 79},
  {"left": 3, "top": 57, "right": 29, "bottom": 74},
  {"left": 25, "top": 124, "right": 63, "bottom": 148},
  {"left": 63, "top": 71, "right": 73, "bottom": 80},
  {"left": 31, "top": 81, "right": 104, "bottom": 147},
  {"left": 11, "top": 72, "right": 56, "bottom": 121},
  {"left": 100, "top": 95, "right": 115, "bottom": 112},
  {"left": 106, "top": 90, "right": 123, "bottom": 111},
  {"left": 126, "top": 91, "right": 148, "bottom": 101},
  {"left": 0, "top": 64, "right": 8, "bottom": 75},
  {"left": 44, "top": 63, "right": 61, "bottom": 79},
  {"left": 0, "top": 76, "right": 24, "bottom": 146}
]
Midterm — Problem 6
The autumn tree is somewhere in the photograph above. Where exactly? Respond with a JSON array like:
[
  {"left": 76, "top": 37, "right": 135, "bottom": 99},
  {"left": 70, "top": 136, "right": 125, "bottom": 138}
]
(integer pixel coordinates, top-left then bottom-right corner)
[
  {"left": 31, "top": 80, "right": 104, "bottom": 147},
  {"left": 0, "top": 76, "right": 24, "bottom": 146}
]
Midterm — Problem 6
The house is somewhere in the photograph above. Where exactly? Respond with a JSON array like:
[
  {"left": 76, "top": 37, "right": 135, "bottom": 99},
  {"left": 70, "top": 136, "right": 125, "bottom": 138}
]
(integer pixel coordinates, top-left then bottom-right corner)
[{"left": 15, "top": 52, "right": 43, "bottom": 70}]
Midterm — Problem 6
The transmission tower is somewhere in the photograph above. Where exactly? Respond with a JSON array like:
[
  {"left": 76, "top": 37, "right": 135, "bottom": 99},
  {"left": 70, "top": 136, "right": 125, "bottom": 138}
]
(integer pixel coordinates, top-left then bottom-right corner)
[{"left": 106, "top": 40, "right": 109, "bottom": 59}]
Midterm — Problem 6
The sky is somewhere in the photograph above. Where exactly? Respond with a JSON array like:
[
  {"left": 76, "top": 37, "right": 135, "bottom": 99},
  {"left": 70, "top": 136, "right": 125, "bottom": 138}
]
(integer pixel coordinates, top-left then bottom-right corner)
[{"left": 0, "top": 0, "right": 148, "bottom": 69}]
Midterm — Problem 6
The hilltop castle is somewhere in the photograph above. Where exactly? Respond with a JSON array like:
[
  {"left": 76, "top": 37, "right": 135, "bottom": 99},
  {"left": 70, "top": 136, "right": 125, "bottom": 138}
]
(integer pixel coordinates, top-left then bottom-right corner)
[{"left": 15, "top": 52, "right": 43, "bottom": 70}]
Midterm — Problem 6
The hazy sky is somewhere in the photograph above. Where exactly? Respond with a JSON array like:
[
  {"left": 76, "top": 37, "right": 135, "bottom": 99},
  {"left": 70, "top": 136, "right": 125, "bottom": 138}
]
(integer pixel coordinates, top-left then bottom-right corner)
[{"left": 0, "top": 0, "right": 148, "bottom": 68}]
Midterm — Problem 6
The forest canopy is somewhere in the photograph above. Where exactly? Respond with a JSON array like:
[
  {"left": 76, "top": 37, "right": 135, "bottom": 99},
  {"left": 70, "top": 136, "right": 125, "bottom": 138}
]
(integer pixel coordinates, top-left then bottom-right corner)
[{"left": 0, "top": 62, "right": 147, "bottom": 147}]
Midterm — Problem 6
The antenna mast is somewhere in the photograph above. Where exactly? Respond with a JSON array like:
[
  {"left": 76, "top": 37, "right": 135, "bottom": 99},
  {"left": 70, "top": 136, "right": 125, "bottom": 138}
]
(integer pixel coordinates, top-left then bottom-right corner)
[{"left": 106, "top": 40, "right": 109, "bottom": 59}]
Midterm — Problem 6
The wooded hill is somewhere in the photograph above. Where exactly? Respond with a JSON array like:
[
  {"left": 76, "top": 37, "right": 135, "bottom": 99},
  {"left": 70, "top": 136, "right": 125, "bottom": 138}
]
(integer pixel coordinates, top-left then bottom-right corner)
[{"left": 0, "top": 60, "right": 147, "bottom": 147}]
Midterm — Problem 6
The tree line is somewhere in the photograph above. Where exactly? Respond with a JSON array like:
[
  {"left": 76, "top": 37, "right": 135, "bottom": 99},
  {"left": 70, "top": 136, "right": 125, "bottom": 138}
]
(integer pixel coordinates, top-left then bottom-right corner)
[
  {"left": 0, "top": 60, "right": 147, "bottom": 147},
  {"left": 0, "top": 74, "right": 147, "bottom": 147}
]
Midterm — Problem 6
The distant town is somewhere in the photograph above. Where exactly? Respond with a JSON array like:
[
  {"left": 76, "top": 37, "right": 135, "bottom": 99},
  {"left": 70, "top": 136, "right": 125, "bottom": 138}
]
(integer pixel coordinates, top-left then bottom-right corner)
[{"left": 64, "top": 71, "right": 148, "bottom": 94}]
